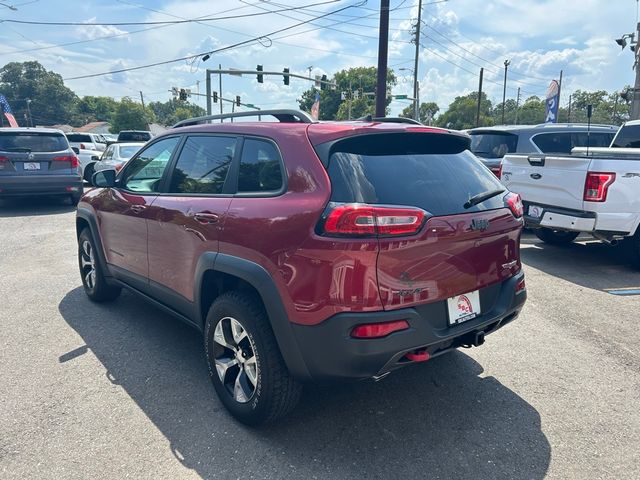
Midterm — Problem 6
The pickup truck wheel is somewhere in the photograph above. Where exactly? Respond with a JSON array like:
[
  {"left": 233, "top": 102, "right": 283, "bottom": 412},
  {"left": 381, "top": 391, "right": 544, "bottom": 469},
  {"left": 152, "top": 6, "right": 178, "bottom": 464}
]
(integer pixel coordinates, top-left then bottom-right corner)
[
  {"left": 78, "top": 228, "right": 121, "bottom": 302},
  {"left": 204, "top": 292, "right": 302, "bottom": 426},
  {"left": 534, "top": 228, "right": 580, "bottom": 245}
]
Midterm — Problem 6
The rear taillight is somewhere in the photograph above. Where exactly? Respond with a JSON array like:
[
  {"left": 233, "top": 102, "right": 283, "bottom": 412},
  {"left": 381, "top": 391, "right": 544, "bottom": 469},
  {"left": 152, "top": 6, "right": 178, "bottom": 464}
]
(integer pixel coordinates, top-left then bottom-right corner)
[
  {"left": 491, "top": 164, "right": 502, "bottom": 179},
  {"left": 321, "top": 203, "right": 426, "bottom": 237},
  {"left": 0, "top": 155, "right": 8, "bottom": 163},
  {"left": 504, "top": 192, "right": 523, "bottom": 218},
  {"left": 351, "top": 320, "right": 410, "bottom": 339},
  {"left": 584, "top": 172, "right": 615, "bottom": 202},
  {"left": 53, "top": 155, "right": 79, "bottom": 168},
  {"left": 80, "top": 143, "right": 86, "bottom": 150}
]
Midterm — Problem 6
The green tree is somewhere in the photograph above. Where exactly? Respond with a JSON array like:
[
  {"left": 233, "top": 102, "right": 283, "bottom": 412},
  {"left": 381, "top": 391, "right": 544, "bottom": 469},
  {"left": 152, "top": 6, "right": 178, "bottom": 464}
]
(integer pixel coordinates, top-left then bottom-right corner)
[
  {"left": 72, "top": 96, "right": 119, "bottom": 125},
  {"left": 110, "top": 97, "right": 155, "bottom": 133},
  {"left": 400, "top": 101, "right": 440, "bottom": 124},
  {"left": 0, "top": 61, "right": 78, "bottom": 126},
  {"left": 515, "top": 96, "right": 546, "bottom": 125},
  {"left": 559, "top": 89, "right": 628, "bottom": 125},
  {"left": 437, "top": 92, "right": 493, "bottom": 129},
  {"left": 298, "top": 67, "right": 397, "bottom": 120},
  {"left": 148, "top": 99, "right": 205, "bottom": 126}
]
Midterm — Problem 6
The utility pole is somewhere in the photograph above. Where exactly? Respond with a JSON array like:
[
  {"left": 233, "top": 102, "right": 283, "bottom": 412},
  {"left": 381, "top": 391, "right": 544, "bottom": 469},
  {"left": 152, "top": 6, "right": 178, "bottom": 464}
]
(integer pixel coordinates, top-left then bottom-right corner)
[
  {"left": 219, "top": 63, "right": 224, "bottom": 121},
  {"left": 139, "top": 91, "right": 148, "bottom": 129},
  {"left": 412, "top": 0, "right": 423, "bottom": 121},
  {"left": 501, "top": 59, "right": 510, "bottom": 124},
  {"left": 632, "top": 22, "right": 640, "bottom": 119},
  {"left": 25, "top": 98, "right": 32, "bottom": 127},
  {"left": 476, "top": 67, "right": 484, "bottom": 127},
  {"left": 515, "top": 87, "right": 521, "bottom": 125},
  {"left": 206, "top": 72, "right": 212, "bottom": 115},
  {"left": 557, "top": 69, "right": 563, "bottom": 111},
  {"left": 348, "top": 77, "right": 352, "bottom": 120},
  {"left": 375, "top": 0, "right": 390, "bottom": 117},
  {"left": 613, "top": 93, "right": 619, "bottom": 123},
  {"left": 568, "top": 94, "right": 572, "bottom": 122}
]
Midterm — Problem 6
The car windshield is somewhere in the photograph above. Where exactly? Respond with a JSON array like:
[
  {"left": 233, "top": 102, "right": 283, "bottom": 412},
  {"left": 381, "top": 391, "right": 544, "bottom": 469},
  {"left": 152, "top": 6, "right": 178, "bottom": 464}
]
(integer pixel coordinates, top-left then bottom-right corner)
[
  {"left": 469, "top": 132, "right": 518, "bottom": 158},
  {"left": 326, "top": 133, "right": 505, "bottom": 216},
  {"left": 611, "top": 124, "right": 640, "bottom": 148},
  {"left": 119, "top": 146, "right": 140, "bottom": 159},
  {"left": 66, "top": 134, "right": 93, "bottom": 143},
  {"left": 0, "top": 132, "right": 68, "bottom": 152}
]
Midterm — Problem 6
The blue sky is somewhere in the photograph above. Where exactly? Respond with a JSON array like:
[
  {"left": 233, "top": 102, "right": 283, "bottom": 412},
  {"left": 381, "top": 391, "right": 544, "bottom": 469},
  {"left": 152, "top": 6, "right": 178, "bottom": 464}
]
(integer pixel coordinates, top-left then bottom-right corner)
[{"left": 0, "top": 0, "right": 638, "bottom": 117}]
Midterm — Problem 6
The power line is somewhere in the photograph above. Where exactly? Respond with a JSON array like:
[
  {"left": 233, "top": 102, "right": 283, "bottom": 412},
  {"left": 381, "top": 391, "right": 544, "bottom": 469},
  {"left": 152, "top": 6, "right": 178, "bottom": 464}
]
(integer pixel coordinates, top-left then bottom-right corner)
[
  {"left": 0, "top": 0, "right": 343, "bottom": 26},
  {"left": 63, "top": 1, "right": 368, "bottom": 81}
]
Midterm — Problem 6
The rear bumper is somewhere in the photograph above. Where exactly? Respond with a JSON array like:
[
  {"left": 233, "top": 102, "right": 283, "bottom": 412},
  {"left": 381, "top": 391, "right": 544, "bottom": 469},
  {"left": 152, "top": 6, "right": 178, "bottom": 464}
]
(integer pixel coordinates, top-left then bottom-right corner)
[
  {"left": 291, "top": 271, "right": 526, "bottom": 380},
  {"left": 0, "top": 175, "right": 83, "bottom": 197},
  {"left": 523, "top": 202, "right": 596, "bottom": 231}
]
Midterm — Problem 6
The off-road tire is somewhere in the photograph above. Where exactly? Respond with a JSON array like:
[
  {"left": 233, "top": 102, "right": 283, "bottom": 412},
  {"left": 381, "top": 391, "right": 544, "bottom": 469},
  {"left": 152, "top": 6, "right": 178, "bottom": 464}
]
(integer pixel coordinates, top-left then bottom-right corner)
[
  {"left": 78, "top": 228, "right": 121, "bottom": 302},
  {"left": 204, "top": 291, "right": 302, "bottom": 426},
  {"left": 534, "top": 227, "right": 580, "bottom": 245}
]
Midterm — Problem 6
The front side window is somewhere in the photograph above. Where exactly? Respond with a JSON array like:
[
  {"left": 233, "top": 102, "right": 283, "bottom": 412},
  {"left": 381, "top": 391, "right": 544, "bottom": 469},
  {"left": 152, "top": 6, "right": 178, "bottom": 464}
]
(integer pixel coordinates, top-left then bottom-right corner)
[
  {"left": 121, "top": 137, "right": 180, "bottom": 193},
  {"left": 237, "top": 139, "right": 284, "bottom": 193},
  {"left": 168, "top": 136, "right": 236, "bottom": 194}
]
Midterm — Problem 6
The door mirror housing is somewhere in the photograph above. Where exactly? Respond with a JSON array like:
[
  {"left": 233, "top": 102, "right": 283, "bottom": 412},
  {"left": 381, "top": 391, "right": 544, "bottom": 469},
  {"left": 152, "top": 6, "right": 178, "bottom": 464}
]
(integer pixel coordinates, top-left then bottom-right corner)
[
  {"left": 71, "top": 147, "right": 80, "bottom": 154},
  {"left": 92, "top": 169, "right": 117, "bottom": 188},
  {"left": 91, "top": 155, "right": 100, "bottom": 161}
]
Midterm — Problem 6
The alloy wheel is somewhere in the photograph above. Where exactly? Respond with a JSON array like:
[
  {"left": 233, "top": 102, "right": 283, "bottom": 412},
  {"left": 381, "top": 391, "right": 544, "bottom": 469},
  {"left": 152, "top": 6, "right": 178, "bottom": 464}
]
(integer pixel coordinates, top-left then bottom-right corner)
[
  {"left": 80, "top": 239, "right": 96, "bottom": 289},
  {"left": 213, "top": 316, "right": 259, "bottom": 403}
]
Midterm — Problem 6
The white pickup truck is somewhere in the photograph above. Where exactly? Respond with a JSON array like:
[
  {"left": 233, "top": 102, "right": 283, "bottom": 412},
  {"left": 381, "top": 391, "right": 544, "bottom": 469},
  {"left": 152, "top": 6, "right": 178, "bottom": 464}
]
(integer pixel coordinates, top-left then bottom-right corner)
[{"left": 501, "top": 149, "right": 640, "bottom": 266}]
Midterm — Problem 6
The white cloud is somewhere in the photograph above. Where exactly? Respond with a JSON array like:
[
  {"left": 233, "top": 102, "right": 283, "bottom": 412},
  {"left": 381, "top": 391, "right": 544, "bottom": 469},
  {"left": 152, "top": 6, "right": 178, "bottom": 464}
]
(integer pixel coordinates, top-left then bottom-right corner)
[{"left": 76, "top": 17, "right": 130, "bottom": 41}]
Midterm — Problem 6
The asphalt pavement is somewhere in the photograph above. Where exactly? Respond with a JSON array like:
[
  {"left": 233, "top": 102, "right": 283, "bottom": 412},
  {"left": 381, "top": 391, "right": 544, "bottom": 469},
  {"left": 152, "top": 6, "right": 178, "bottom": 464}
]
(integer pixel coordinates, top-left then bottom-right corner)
[{"left": 1, "top": 196, "right": 639, "bottom": 480}]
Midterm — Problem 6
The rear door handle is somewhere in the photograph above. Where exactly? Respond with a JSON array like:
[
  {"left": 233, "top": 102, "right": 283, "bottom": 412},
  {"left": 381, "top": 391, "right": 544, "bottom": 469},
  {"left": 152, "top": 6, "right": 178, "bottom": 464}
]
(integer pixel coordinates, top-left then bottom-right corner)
[
  {"left": 194, "top": 212, "right": 219, "bottom": 224},
  {"left": 130, "top": 205, "right": 147, "bottom": 214}
]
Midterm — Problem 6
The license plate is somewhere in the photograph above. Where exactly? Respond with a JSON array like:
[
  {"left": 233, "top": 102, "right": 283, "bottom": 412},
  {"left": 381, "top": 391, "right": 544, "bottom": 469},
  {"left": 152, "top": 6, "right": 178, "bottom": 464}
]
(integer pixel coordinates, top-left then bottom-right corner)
[
  {"left": 447, "top": 290, "right": 481, "bottom": 326},
  {"left": 23, "top": 162, "right": 40, "bottom": 171},
  {"left": 528, "top": 204, "right": 543, "bottom": 219}
]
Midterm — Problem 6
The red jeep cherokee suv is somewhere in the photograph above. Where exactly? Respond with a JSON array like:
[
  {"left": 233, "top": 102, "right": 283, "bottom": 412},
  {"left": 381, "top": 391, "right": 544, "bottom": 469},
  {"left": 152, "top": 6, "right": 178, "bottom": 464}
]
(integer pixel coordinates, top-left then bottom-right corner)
[{"left": 77, "top": 110, "right": 526, "bottom": 425}]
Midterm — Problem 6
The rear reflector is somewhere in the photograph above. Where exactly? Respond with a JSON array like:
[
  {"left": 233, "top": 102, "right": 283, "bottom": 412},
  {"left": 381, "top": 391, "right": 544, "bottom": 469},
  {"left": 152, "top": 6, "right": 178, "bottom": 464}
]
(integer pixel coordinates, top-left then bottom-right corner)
[
  {"left": 53, "top": 155, "right": 79, "bottom": 168},
  {"left": 504, "top": 192, "right": 523, "bottom": 218},
  {"left": 516, "top": 277, "right": 526, "bottom": 294},
  {"left": 351, "top": 320, "right": 410, "bottom": 339},
  {"left": 584, "top": 172, "right": 615, "bottom": 202},
  {"left": 322, "top": 203, "right": 426, "bottom": 237}
]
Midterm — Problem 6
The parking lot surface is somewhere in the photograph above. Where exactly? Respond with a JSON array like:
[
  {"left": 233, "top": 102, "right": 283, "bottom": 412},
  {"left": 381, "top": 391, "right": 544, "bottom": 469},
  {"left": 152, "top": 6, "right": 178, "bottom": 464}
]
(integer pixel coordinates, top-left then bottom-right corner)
[{"left": 1, "top": 197, "right": 639, "bottom": 480}]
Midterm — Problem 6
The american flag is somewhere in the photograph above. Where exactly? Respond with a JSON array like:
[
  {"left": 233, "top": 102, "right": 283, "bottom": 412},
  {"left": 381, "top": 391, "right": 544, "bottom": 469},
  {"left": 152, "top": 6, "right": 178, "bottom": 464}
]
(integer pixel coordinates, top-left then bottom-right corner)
[
  {"left": 0, "top": 94, "right": 19, "bottom": 127},
  {"left": 310, "top": 92, "right": 320, "bottom": 120}
]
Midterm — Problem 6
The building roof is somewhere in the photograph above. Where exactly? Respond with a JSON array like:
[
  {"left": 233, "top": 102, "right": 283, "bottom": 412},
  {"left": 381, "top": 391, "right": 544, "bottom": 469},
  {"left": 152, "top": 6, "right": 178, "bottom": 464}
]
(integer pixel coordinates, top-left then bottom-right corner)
[{"left": 76, "top": 122, "right": 111, "bottom": 133}]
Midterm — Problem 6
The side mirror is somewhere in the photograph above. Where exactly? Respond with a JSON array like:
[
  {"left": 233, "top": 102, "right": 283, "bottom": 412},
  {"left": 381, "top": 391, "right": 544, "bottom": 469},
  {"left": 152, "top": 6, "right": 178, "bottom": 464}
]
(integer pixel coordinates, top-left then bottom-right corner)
[
  {"left": 92, "top": 169, "right": 117, "bottom": 188},
  {"left": 91, "top": 155, "right": 100, "bottom": 161},
  {"left": 71, "top": 147, "right": 80, "bottom": 154}
]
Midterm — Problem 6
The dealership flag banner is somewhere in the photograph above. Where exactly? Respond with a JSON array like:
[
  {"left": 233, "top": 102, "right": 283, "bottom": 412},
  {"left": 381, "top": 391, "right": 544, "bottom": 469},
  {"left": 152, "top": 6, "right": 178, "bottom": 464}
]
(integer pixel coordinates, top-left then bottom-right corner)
[
  {"left": 545, "top": 80, "right": 560, "bottom": 123},
  {"left": 0, "top": 95, "right": 19, "bottom": 127},
  {"left": 310, "top": 92, "right": 320, "bottom": 120}
]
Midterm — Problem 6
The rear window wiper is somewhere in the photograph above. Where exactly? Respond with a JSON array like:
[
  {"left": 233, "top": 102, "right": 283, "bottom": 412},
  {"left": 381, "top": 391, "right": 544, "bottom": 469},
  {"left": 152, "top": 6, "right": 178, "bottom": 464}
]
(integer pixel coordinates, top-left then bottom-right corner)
[
  {"left": 464, "top": 188, "right": 505, "bottom": 209},
  {"left": 2, "top": 147, "right": 32, "bottom": 152}
]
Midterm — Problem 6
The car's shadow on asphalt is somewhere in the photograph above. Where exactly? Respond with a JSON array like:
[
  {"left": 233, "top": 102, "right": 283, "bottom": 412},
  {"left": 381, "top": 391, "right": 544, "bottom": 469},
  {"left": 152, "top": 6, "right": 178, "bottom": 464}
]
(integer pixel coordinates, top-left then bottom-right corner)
[
  {"left": 521, "top": 233, "right": 640, "bottom": 292},
  {"left": 0, "top": 196, "right": 76, "bottom": 217},
  {"left": 59, "top": 287, "right": 550, "bottom": 480}
]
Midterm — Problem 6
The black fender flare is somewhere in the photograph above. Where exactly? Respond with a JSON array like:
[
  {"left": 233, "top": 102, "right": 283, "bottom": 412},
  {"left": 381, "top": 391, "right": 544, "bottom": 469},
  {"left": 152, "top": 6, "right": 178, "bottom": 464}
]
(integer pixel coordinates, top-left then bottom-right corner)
[
  {"left": 195, "top": 252, "right": 311, "bottom": 381},
  {"left": 76, "top": 208, "right": 111, "bottom": 277}
]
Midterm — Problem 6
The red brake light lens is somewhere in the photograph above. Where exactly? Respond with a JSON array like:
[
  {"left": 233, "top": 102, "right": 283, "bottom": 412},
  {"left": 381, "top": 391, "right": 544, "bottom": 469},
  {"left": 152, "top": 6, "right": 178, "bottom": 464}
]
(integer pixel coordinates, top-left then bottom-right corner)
[
  {"left": 53, "top": 155, "right": 79, "bottom": 168},
  {"left": 0, "top": 155, "right": 8, "bottom": 163},
  {"left": 491, "top": 164, "right": 502, "bottom": 179},
  {"left": 351, "top": 320, "right": 410, "bottom": 339},
  {"left": 584, "top": 172, "right": 615, "bottom": 202},
  {"left": 515, "top": 277, "right": 526, "bottom": 294},
  {"left": 504, "top": 192, "right": 523, "bottom": 218},
  {"left": 322, "top": 203, "right": 426, "bottom": 237},
  {"left": 80, "top": 143, "right": 86, "bottom": 150}
]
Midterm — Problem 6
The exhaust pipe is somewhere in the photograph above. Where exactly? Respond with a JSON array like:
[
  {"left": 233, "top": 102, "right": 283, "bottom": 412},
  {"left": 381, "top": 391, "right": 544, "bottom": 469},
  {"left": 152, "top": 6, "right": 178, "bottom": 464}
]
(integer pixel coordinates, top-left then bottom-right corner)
[{"left": 592, "top": 233, "right": 620, "bottom": 246}]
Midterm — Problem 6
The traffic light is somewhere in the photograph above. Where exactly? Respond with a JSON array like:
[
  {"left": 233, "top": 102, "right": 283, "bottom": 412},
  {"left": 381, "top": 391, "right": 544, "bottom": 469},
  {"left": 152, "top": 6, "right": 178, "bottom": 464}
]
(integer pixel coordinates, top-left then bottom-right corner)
[
  {"left": 257, "top": 65, "right": 263, "bottom": 83},
  {"left": 320, "top": 74, "right": 327, "bottom": 90},
  {"left": 236, "top": 95, "right": 241, "bottom": 106},
  {"left": 179, "top": 88, "right": 187, "bottom": 101},
  {"left": 283, "top": 67, "right": 290, "bottom": 86},
  {"left": 213, "top": 91, "right": 218, "bottom": 103}
]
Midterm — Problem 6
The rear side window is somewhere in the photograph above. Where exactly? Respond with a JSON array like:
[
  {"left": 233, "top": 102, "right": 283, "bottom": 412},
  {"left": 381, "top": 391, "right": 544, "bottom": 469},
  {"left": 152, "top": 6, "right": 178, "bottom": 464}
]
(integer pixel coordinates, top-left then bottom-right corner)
[
  {"left": 66, "top": 133, "right": 92, "bottom": 143},
  {"left": 119, "top": 146, "right": 140, "bottom": 159},
  {"left": 169, "top": 136, "right": 236, "bottom": 194},
  {"left": 237, "top": 139, "right": 283, "bottom": 193},
  {"left": 611, "top": 124, "right": 640, "bottom": 148},
  {"left": 118, "top": 131, "right": 151, "bottom": 142},
  {"left": 469, "top": 132, "right": 518, "bottom": 158},
  {"left": 0, "top": 132, "right": 68, "bottom": 152},
  {"left": 533, "top": 132, "right": 615, "bottom": 153},
  {"left": 327, "top": 133, "right": 504, "bottom": 216}
]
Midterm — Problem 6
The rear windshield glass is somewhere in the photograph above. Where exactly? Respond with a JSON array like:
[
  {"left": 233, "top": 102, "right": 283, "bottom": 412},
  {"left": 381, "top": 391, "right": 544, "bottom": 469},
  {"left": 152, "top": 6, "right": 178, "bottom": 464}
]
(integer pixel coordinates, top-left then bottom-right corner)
[
  {"left": 327, "top": 133, "right": 505, "bottom": 216},
  {"left": 611, "top": 124, "right": 640, "bottom": 148},
  {"left": 0, "top": 132, "right": 68, "bottom": 152},
  {"left": 118, "top": 132, "right": 151, "bottom": 142},
  {"left": 532, "top": 131, "right": 614, "bottom": 153},
  {"left": 66, "top": 133, "right": 92, "bottom": 143},
  {"left": 469, "top": 132, "right": 518, "bottom": 158},
  {"left": 119, "top": 146, "right": 140, "bottom": 158}
]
